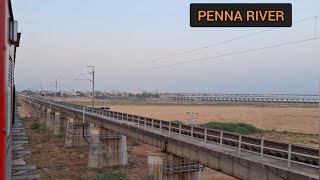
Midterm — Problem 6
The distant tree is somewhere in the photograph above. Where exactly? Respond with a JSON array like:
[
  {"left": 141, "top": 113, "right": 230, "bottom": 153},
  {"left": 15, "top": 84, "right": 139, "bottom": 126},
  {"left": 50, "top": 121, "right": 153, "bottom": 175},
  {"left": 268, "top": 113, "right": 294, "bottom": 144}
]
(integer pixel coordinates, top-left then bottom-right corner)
[
  {"left": 21, "top": 90, "right": 36, "bottom": 95},
  {"left": 135, "top": 93, "right": 160, "bottom": 99},
  {"left": 76, "top": 91, "right": 85, "bottom": 97}
]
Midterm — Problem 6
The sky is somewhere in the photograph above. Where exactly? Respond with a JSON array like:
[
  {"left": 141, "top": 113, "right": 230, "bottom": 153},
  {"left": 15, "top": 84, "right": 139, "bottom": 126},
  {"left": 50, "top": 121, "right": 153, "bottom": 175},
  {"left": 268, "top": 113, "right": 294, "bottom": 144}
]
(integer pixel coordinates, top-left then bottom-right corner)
[{"left": 11, "top": 0, "right": 320, "bottom": 94}]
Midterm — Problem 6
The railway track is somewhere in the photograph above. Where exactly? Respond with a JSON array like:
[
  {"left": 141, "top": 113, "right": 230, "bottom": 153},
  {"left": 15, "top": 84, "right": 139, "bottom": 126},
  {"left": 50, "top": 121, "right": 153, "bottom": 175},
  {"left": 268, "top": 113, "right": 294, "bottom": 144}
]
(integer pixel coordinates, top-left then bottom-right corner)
[{"left": 114, "top": 113, "right": 319, "bottom": 168}]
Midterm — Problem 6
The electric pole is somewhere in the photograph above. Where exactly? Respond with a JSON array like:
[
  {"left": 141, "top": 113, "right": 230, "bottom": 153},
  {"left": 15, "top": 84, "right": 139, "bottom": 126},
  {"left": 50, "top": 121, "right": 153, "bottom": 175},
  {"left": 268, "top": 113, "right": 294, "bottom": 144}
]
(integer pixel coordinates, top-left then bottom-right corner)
[
  {"left": 76, "top": 66, "right": 95, "bottom": 110},
  {"left": 55, "top": 80, "right": 58, "bottom": 97},
  {"left": 87, "top": 66, "right": 95, "bottom": 110},
  {"left": 186, "top": 112, "right": 199, "bottom": 126},
  {"left": 40, "top": 83, "right": 42, "bottom": 96},
  {"left": 49, "top": 80, "right": 58, "bottom": 98},
  {"left": 318, "top": 81, "right": 320, "bottom": 180}
]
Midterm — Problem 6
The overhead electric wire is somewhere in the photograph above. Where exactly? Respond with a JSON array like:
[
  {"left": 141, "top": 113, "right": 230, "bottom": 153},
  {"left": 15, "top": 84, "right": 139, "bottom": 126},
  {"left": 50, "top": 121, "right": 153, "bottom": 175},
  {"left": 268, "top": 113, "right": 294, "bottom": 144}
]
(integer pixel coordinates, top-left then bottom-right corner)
[
  {"left": 152, "top": 37, "right": 317, "bottom": 69},
  {"left": 151, "top": 16, "right": 317, "bottom": 63},
  {"left": 315, "top": 16, "right": 318, "bottom": 38}
]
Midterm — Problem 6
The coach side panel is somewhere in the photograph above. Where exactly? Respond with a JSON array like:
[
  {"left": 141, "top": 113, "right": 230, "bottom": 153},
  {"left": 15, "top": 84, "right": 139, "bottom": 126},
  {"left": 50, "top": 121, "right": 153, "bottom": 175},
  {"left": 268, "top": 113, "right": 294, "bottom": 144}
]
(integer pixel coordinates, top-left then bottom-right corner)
[{"left": 5, "top": 2, "right": 15, "bottom": 179}]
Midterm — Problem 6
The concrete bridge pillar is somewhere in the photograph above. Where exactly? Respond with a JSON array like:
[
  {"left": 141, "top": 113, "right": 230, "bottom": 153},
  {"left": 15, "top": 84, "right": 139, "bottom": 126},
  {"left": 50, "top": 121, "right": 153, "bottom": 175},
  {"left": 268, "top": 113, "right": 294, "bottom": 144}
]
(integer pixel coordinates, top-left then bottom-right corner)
[
  {"left": 33, "top": 103, "right": 37, "bottom": 109},
  {"left": 46, "top": 109, "right": 55, "bottom": 130},
  {"left": 37, "top": 104, "right": 41, "bottom": 111},
  {"left": 33, "top": 103, "right": 40, "bottom": 116},
  {"left": 147, "top": 152, "right": 165, "bottom": 180},
  {"left": 88, "top": 125, "right": 128, "bottom": 168},
  {"left": 39, "top": 106, "right": 46, "bottom": 124},
  {"left": 147, "top": 153, "right": 202, "bottom": 180},
  {"left": 164, "top": 154, "right": 202, "bottom": 180},
  {"left": 65, "top": 117, "right": 90, "bottom": 147},
  {"left": 53, "top": 112, "right": 67, "bottom": 136}
]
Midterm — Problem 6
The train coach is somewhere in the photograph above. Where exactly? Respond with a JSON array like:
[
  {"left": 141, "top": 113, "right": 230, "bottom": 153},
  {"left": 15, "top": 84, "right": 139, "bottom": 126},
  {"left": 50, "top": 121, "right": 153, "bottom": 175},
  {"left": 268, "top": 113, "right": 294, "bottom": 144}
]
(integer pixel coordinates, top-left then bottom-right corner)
[{"left": 0, "top": 0, "right": 21, "bottom": 179}]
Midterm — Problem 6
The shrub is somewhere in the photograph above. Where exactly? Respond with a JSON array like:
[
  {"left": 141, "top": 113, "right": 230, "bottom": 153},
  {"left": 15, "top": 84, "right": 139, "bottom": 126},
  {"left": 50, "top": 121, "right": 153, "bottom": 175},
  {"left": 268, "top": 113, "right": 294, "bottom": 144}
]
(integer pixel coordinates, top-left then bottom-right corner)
[
  {"left": 16, "top": 101, "right": 21, "bottom": 107},
  {"left": 32, "top": 150, "right": 40, "bottom": 154},
  {"left": 36, "top": 125, "right": 47, "bottom": 133},
  {"left": 130, "top": 140, "right": 141, "bottom": 146},
  {"left": 200, "top": 122, "right": 262, "bottom": 135},
  {"left": 30, "top": 122, "right": 41, "bottom": 130},
  {"left": 91, "top": 171, "right": 127, "bottom": 180}
]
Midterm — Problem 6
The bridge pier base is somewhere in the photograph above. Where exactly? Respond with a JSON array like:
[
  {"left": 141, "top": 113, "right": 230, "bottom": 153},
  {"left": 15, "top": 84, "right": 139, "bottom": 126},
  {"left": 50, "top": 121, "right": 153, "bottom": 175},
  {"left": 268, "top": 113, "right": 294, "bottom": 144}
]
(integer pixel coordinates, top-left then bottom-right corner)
[
  {"left": 33, "top": 103, "right": 39, "bottom": 117},
  {"left": 36, "top": 104, "right": 41, "bottom": 113},
  {"left": 147, "top": 152, "right": 165, "bottom": 180},
  {"left": 65, "top": 117, "right": 90, "bottom": 147},
  {"left": 147, "top": 153, "right": 202, "bottom": 180},
  {"left": 53, "top": 112, "right": 67, "bottom": 135},
  {"left": 39, "top": 106, "right": 46, "bottom": 124},
  {"left": 46, "top": 109, "right": 55, "bottom": 130},
  {"left": 88, "top": 125, "right": 128, "bottom": 168}
]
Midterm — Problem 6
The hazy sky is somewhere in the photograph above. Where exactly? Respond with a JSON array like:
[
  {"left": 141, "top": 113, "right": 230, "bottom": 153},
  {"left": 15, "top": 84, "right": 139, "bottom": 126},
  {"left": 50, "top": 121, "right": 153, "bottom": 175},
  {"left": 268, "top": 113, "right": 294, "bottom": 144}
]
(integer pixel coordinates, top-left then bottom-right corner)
[{"left": 12, "top": 0, "right": 320, "bottom": 94}]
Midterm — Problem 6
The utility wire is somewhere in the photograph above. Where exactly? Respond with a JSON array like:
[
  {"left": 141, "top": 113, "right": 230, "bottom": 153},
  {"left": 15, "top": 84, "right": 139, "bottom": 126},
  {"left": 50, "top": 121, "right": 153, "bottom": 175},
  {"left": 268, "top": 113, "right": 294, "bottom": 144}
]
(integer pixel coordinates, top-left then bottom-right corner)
[
  {"left": 315, "top": 16, "right": 318, "bottom": 38},
  {"left": 151, "top": 16, "right": 317, "bottom": 63},
  {"left": 152, "top": 38, "right": 317, "bottom": 69}
]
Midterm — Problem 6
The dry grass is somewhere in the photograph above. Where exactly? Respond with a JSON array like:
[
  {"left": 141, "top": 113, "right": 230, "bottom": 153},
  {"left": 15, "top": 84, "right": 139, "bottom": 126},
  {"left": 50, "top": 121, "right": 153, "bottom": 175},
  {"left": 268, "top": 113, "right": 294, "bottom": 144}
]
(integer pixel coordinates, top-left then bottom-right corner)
[
  {"left": 18, "top": 102, "right": 148, "bottom": 180},
  {"left": 110, "top": 105, "right": 318, "bottom": 134},
  {"left": 61, "top": 97, "right": 319, "bottom": 134}
]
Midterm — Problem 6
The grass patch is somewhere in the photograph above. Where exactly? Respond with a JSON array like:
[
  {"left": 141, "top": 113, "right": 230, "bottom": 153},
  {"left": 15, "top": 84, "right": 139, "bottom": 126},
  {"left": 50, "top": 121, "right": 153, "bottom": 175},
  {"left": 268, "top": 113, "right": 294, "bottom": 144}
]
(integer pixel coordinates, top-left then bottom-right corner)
[
  {"left": 30, "top": 122, "right": 41, "bottom": 130},
  {"left": 91, "top": 171, "right": 127, "bottom": 180},
  {"left": 201, "top": 122, "right": 262, "bottom": 135},
  {"left": 30, "top": 121, "right": 48, "bottom": 133},
  {"left": 262, "top": 130, "right": 319, "bottom": 145},
  {"left": 130, "top": 140, "right": 141, "bottom": 146},
  {"left": 36, "top": 125, "right": 48, "bottom": 133},
  {"left": 32, "top": 150, "right": 40, "bottom": 155},
  {"left": 201, "top": 122, "right": 318, "bottom": 145}
]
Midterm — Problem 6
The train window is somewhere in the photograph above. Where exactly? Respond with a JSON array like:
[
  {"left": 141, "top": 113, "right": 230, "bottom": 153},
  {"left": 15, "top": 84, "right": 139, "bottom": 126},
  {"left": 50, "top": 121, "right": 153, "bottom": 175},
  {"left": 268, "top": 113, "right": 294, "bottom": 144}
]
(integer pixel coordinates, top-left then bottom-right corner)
[
  {"left": 8, "top": 18, "right": 18, "bottom": 44},
  {"left": 6, "top": 56, "right": 13, "bottom": 137},
  {"left": 8, "top": 56, "right": 12, "bottom": 87}
]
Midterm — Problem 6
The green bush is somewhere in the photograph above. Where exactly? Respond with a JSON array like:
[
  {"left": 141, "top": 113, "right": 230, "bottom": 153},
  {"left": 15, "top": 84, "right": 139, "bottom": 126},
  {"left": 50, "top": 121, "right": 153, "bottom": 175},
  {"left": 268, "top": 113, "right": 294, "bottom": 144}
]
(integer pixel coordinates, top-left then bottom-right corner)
[
  {"left": 16, "top": 101, "right": 21, "bottom": 107},
  {"left": 30, "top": 122, "right": 41, "bottom": 130},
  {"left": 91, "top": 171, "right": 127, "bottom": 180},
  {"left": 130, "top": 140, "right": 141, "bottom": 146},
  {"left": 35, "top": 124, "right": 47, "bottom": 133},
  {"left": 200, "top": 122, "right": 262, "bottom": 135}
]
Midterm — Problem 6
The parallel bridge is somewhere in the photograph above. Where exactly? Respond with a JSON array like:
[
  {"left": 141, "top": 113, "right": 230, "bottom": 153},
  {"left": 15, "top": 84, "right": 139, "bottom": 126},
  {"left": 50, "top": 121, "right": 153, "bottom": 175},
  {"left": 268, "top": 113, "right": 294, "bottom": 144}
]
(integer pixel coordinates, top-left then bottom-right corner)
[{"left": 161, "top": 93, "right": 319, "bottom": 104}]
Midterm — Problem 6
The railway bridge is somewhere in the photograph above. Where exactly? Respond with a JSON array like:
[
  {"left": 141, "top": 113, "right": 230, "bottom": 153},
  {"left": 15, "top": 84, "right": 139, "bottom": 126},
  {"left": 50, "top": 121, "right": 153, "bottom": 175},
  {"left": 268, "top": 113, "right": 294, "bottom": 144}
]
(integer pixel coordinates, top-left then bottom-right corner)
[
  {"left": 19, "top": 95, "right": 319, "bottom": 180},
  {"left": 168, "top": 95, "right": 319, "bottom": 104}
]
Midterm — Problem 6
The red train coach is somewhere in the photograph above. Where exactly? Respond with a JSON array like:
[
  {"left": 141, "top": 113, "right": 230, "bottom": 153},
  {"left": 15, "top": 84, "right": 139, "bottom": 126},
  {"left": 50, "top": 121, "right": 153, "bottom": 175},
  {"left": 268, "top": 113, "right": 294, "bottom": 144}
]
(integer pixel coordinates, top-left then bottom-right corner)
[{"left": 1, "top": 0, "right": 21, "bottom": 179}]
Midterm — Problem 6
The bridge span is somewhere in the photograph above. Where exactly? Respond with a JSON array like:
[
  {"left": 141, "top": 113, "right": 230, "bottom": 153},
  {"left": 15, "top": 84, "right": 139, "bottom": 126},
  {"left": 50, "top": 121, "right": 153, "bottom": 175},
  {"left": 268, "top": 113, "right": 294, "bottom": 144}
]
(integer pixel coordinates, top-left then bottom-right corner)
[
  {"left": 167, "top": 95, "right": 319, "bottom": 104},
  {"left": 19, "top": 95, "right": 319, "bottom": 180}
]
